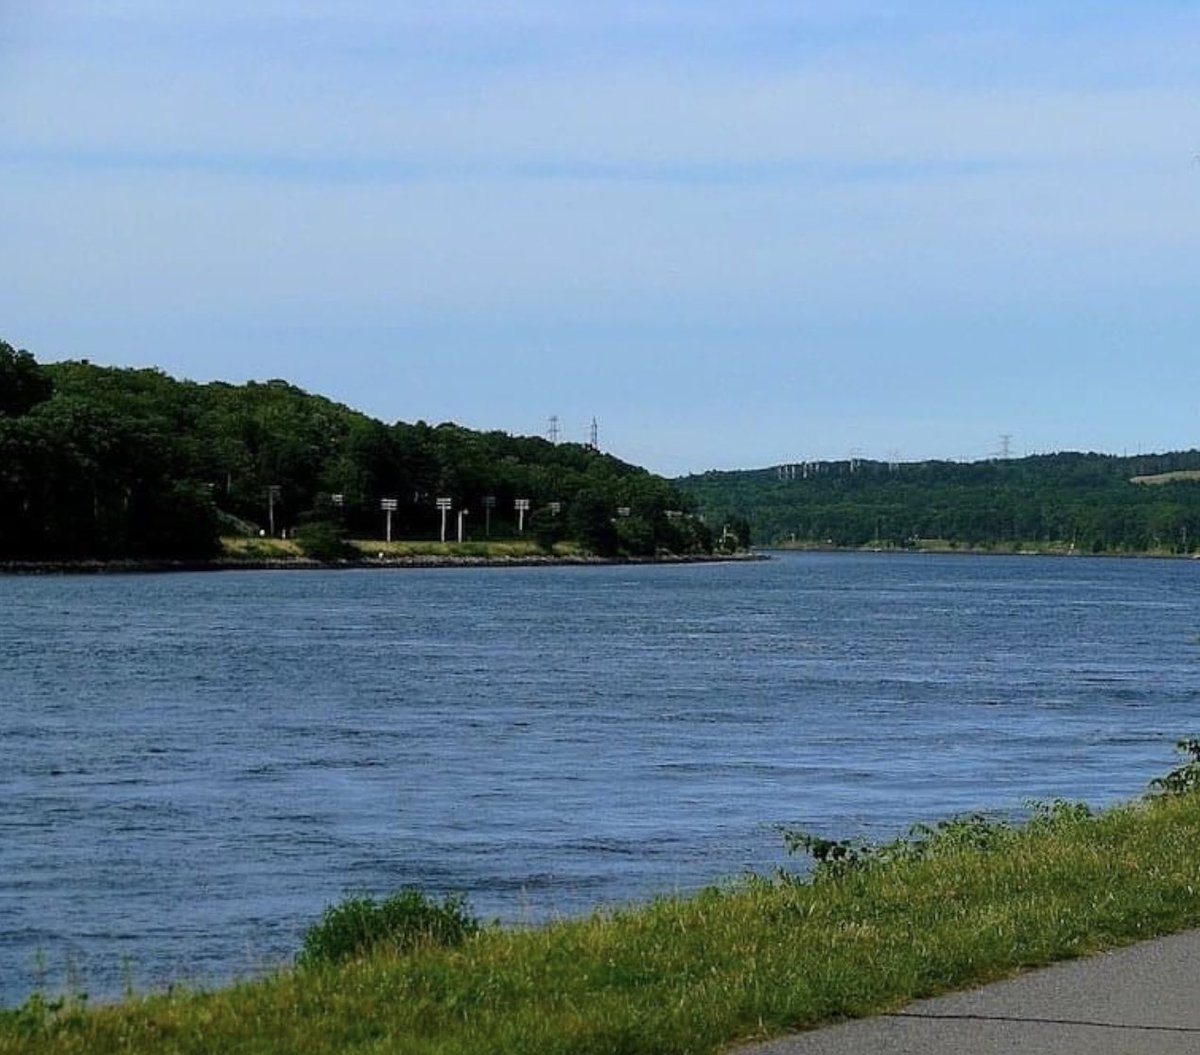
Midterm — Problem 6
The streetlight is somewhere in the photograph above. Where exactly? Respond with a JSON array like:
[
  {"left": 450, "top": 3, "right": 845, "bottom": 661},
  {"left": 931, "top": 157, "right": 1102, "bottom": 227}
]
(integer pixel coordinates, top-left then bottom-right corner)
[
  {"left": 380, "top": 497, "right": 398, "bottom": 542},
  {"left": 457, "top": 508, "right": 469, "bottom": 543},
  {"left": 514, "top": 498, "right": 530, "bottom": 534},
  {"left": 267, "top": 485, "right": 281, "bottom": 537},
  {"left": 436, "top": 497, "right": 453, "bottom": 542}
]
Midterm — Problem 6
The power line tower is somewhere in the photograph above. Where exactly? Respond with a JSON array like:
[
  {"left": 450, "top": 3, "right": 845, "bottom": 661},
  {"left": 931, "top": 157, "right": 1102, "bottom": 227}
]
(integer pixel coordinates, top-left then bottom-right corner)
[
  {"left": 999, "top": 434, "right": 1012, "bottom": 460},
  {"left": 588, "top": 417, "right": 599, "bottom": 450},
  {"left": 547, "top": 415, "right": 561, "bottom": 445}
]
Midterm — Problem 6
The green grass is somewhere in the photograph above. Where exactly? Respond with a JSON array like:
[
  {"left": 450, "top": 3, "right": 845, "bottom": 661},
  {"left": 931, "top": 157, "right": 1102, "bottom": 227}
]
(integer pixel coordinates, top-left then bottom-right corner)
[
  {"left": 1131, "top": 470, "right": 1200, "bottom": 486},
  {"left": 219, "top": 536, "right": 307, "bottom": 560},
  {"left": 8, "top": 781, "right": 1200, "bottom": 1054},
  {"left": 218, "top": 538, "right": 581, "bottom": 562},
  {"left": 350, "top": 539, "right": 572, "bottom": 560}
]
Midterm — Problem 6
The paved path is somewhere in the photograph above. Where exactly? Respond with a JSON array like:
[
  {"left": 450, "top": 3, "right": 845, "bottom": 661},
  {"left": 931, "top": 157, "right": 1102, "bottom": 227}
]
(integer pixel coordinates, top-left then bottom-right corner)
[{"left": 735, "top": 928, "right": 1200, "bottom": 1054}]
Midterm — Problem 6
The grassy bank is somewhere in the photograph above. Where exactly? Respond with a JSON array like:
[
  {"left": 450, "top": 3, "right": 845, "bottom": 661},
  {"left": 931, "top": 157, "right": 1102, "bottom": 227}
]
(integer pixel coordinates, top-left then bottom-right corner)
[
  {"left": 7, "top": 767, "right": 1200, "bottom": 1054},
  {"left": 348, "top": 539, "right": 581, "bottom": 560},
  {"left": 219, "top": 537, "right": 572, "bottom": 562}
]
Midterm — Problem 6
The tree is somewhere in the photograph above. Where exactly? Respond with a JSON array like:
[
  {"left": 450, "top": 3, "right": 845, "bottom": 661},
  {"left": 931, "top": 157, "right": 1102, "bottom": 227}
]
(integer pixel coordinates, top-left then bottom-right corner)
[
  {"left": 0, "top": 342, "right": 54, "bottom": 417},
  {"left": 2, "top": 344, "right": 701, "bottom": 559},
  {"left": 566, "top": 489, "right": 619, "bottom": 557}
]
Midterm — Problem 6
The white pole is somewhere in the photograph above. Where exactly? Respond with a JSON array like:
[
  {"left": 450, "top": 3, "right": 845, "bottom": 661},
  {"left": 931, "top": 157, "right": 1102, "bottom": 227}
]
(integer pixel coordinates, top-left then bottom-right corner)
[{"left": 457, "top": 509, "right": 468, "bottom": 543}]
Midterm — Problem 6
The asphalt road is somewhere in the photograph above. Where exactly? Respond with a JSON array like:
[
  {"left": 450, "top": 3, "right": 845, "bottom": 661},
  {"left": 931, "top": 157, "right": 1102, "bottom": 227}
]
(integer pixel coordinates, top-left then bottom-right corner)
[{"left": 734, "top": 928, "right": 1200, "bottom": 1054}]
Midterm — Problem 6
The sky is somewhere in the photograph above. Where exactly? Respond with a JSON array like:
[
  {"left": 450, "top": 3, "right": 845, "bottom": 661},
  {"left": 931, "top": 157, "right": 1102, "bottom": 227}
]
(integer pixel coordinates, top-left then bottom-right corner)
[{"left": 2, "top": 2, "right": 1199, "bottom": 476}]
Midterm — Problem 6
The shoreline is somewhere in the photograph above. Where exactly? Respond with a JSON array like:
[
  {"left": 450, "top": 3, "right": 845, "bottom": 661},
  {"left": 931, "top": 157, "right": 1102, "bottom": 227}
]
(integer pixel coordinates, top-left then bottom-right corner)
[
  {"left": 8, "top": 777, "right": 1200, "bottom": 1052},
  {"left": 0, "top": 551, "right": 768, "bottom": 576},
  {"left": 8, "top": 544, "right": 1199, "bottom": 574},
  {"left": 769, "top": 542, "right": 1200, "bottom": 561}
]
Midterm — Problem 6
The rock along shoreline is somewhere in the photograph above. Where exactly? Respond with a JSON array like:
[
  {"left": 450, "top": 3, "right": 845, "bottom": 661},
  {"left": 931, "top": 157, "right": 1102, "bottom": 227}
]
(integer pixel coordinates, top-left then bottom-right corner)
[{"left": 0, "top": 552, "right": 768, "bottom": 576}]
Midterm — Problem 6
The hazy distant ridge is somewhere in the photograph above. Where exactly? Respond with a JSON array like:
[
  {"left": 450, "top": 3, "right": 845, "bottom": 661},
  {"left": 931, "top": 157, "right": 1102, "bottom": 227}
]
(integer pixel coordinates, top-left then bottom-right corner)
[{"left": 678, "top": 451, "right": 1200, "bottom": 553}]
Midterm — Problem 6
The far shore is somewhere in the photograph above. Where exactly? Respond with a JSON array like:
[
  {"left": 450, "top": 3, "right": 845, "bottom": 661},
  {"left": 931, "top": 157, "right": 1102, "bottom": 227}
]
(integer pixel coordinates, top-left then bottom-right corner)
[{"left": 769, "top": 540, "right": 1200, "bottom": 561}]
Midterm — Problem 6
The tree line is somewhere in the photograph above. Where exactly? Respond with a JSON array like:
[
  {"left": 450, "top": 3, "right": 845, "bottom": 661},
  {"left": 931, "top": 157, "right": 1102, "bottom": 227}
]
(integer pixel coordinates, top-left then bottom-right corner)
[
  {"left": 0, "top": 341, "right": 710, "bottom": 560},
  {"left": 678, "top": 451, "right": 1200, "bottom": 553}
]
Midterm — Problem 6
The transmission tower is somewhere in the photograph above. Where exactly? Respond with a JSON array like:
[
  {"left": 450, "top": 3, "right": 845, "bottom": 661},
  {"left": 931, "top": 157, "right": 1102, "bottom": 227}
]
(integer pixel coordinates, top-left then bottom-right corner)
[
  {"left": 589, "top": 417, "right": 599, "bottom": 450},
  {"left": 547, "top": 415, "right": 561, "bottom": 444}
]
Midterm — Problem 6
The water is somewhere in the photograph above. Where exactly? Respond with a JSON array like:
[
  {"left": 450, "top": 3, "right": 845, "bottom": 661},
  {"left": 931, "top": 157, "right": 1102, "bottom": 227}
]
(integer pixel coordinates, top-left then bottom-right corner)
[{"left": 1, "top": 552, "right": 1197, "bottom": 1005}]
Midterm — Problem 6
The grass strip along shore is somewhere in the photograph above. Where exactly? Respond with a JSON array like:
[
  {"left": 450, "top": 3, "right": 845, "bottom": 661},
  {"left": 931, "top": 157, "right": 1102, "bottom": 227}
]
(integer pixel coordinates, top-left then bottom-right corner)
[{"left": 7, "top": 748, "right": 1200, "bottom": 1054}]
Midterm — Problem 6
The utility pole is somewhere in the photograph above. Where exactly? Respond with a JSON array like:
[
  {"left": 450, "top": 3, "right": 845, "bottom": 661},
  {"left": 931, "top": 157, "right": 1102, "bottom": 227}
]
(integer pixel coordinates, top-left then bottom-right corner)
[
  {"left": 547, "top": 415, "right": 561, "bottom": 444},
  {"left": 483, "top": 495, "right": 495, "bottom": 537},
  {"left": 589, "top": 417, "right": 599, "bottom": 450}
]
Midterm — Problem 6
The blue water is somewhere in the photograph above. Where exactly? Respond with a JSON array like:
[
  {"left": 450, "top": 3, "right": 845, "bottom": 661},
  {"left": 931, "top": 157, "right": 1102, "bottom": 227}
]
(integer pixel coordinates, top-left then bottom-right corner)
[{"left": 1, "top": 552, "right": 1197, "bottom": 1005}]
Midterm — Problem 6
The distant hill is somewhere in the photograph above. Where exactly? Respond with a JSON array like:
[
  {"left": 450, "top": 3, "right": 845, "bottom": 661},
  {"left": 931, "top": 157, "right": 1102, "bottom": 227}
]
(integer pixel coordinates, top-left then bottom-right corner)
[
  {"left": 677, "top": 451, "right": 1200, "bottom": 554},
  {"left": 0, "top": 340, "right": 709, "bottom": 560}
]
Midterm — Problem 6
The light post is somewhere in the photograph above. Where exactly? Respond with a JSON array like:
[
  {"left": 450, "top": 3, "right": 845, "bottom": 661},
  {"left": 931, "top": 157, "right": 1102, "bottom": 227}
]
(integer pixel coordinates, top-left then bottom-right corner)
[
  {"left": 483, "top": 495, "right": 495, "bottom": 537},
  {"left": 436, "top": 497, "right": 453, "bottom": 542},
  {"left": 457, "top": 508, "right": 469, "bottom": 543},
  {"left": 514, "top": 498, "right": 530, "bottom": 534},
  {"left": 380, "top": 497, "right": 397, "bottom": 542},
  {"left": 267, "top": 485, "right": 281, "bottom": 537}
]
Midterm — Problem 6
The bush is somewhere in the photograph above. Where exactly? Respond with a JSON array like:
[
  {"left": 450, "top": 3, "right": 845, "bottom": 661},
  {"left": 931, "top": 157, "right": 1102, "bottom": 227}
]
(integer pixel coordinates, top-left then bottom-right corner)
[
  {"left": 615, "top": 515, "right": 655, "bottom": 556},
  {"left": 1150, "top": 738, "right": 1200, "bottom": 796},
  {"left": 298, "top": 889, "right": 480, "bottom": 967},
  {"left": 779, "top": 811, "right": 1040, "bottom": 882},
  {"left": 294, "top": 520, "right": 355, "bottom": 562}
]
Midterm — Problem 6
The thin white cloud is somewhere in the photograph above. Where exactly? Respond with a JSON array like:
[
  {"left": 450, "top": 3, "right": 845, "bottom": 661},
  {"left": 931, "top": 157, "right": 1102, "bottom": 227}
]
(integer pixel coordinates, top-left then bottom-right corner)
[{"left": 7, "top": 2, "right": 1198, "bottom": 173}]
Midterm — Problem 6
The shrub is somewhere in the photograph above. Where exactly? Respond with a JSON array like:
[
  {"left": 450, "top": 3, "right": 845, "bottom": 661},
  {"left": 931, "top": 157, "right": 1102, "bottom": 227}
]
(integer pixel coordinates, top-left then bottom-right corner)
[
  {"left": 779, "top": 812, "right": 1028, "bottom": 882},
  {"left": 294, "top": 520, "right": 355, "bottom": 562},
  {"left": 298, "top": 889, "right": 480, "bottom": 967},
  {"left": 1150, "top": 738, "right": 1200, "bottom": 796}
]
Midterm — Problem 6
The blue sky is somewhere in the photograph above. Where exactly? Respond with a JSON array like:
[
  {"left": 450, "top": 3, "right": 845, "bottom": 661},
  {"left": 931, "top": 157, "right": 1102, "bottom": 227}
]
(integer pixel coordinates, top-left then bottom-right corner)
[{"left": 2, "top": 2, "right": 1198, "bottom": 475}]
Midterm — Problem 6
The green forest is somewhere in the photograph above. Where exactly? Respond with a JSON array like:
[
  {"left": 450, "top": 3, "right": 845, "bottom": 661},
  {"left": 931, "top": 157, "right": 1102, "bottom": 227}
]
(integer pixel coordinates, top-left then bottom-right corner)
[
  {"left": 0, "top": 340, "right": 709, "bottom": 561},
  {"left": 678, "top": 451, "right": 1200, "bottom": 554}
]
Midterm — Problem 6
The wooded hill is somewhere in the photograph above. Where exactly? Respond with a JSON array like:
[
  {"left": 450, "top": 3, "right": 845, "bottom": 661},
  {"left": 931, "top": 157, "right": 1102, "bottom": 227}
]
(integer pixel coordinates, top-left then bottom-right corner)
[
  {"left": 0, "top": 340, "right": 709, "bottom": 560},
  {"left": 678, "top": 451, "right": 1200, "bottom": 553}
]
